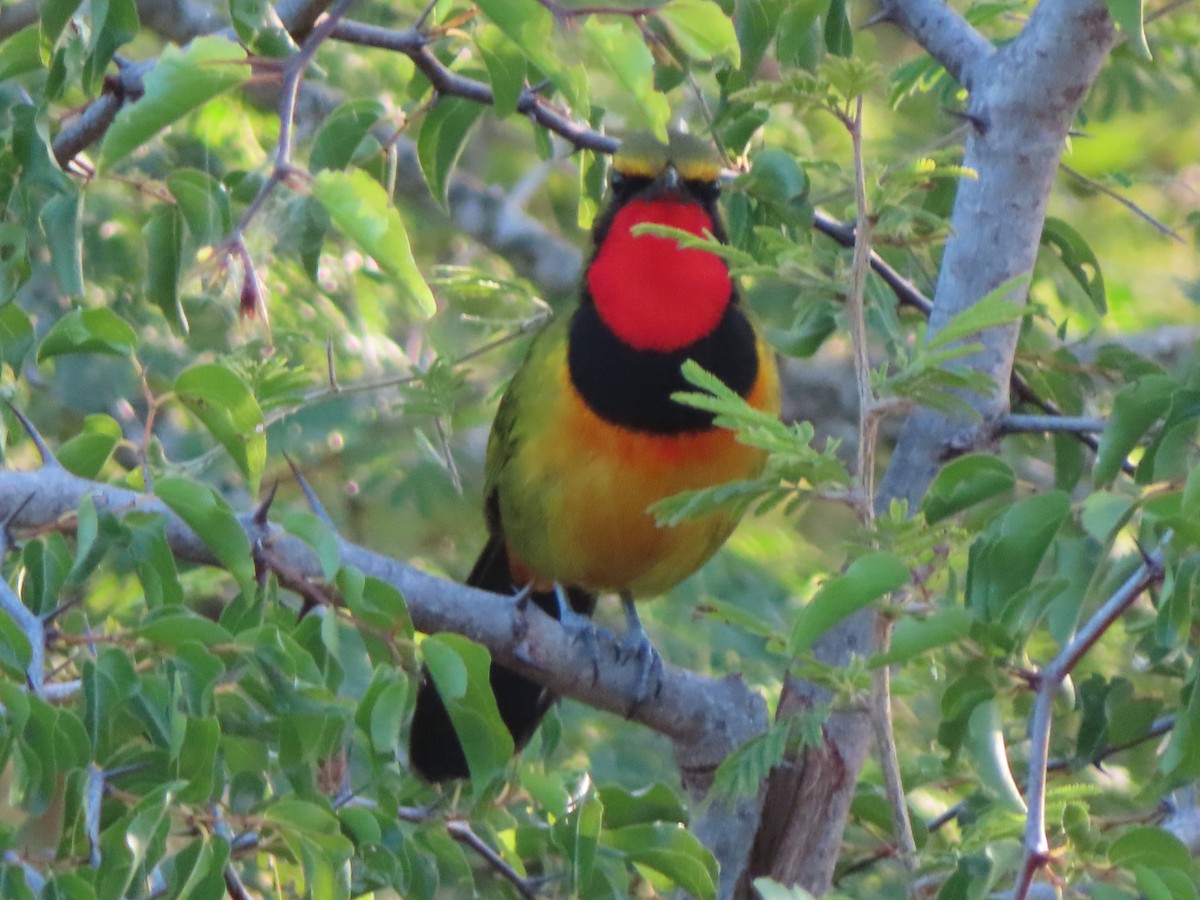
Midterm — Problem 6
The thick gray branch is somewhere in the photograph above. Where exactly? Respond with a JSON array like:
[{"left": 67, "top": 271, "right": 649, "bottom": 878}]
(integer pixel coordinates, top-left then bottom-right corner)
[
  {"left": 0, "top": 466, "right": 767, "bottom": 894},
  {"left": 755, "top": 0, "right": 1118, "bottom": 892},
  {"left": 879, "top": 0, "right": 1115, "bottom": 507},
  {"left": 875, "top": 0, "right": 995, "bottom": 88}
]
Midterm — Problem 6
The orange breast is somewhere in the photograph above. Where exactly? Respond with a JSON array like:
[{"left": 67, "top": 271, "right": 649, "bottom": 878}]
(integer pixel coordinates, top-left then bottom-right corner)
[{"left": 497, "top": 339, "right": 779, "bottom": 598}]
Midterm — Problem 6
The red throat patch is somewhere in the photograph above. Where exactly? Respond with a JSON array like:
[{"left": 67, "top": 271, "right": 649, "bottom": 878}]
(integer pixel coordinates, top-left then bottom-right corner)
[{"left": 586, "top": 198, "right": 732, "bottom": 352}]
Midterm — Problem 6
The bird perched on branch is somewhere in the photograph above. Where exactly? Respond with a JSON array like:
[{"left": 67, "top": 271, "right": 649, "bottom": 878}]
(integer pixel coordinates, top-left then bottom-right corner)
[{"left": 409, "top": 131, "right": 780, "bottom": 782}]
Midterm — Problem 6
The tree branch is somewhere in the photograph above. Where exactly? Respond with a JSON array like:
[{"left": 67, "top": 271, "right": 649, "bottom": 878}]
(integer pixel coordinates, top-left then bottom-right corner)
[
  {"left": 1014, "top": 535, "right": 1170, "bottom": 899},
  {"left": 998, "top": 414, "right": 1107, "bottom": 435},
  {"left": 0, "top": 464, "right": 768, "bottom": 891},
  {"left": 871, "top": 0, "right": 995, "bottom": 89}
]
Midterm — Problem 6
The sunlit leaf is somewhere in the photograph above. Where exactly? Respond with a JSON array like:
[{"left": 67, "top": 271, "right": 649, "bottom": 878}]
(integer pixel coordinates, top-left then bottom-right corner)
[
  {"left": 658, "top": 0, "right": 741, "bottom": 67},
  {"left": 175, "top": 363, "right": 266, "bottom": 493},
  {"left": 311, "top": 169, "right": 436, "bottom": 320},
  {"left": 309, "top": 100, "right": 386, "bottom": 172},
  {"left": 155, "top": 477, "right": 255, "bottom": 592},
  {"left": 417, "top": 97, "right": 484, "bottom": 208},
  {"left": 98, "top": 37, "right": 250, "bottom": 170},
  {"left": 789, "top": 552, "right": 909, "bottom": 655}
]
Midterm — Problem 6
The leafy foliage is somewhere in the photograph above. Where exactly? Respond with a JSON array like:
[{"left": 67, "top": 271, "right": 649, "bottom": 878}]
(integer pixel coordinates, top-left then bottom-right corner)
[{"left": 0, "top": 0, "right": 1197, "bottom": 897}]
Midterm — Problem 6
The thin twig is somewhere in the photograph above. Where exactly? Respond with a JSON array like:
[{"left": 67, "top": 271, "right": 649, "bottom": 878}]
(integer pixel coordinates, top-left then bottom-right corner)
[
  {"left": 1013, "top": 534, "right": 1172, "bottom": 900},
  {"left": 845, "top": 96, "right": 879, "bottom": 524},
  {"left": 1060, "top": 163, "right": 1185, "bottom": 242},
  {"left": 844, "top": 94, "right": 917, "bottom": 886},
  {"left": 999, "top": 414, "right": 1107, "bottom": 435},
  {"left": 446, "top": 820, "right": 540, "bottom": 900},
  {"left": 264, "top": 313, "right": 548, "bottom": 428}
]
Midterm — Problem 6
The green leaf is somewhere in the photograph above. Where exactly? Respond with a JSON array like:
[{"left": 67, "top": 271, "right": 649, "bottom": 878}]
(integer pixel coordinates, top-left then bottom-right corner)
[
  {"left": 98, "top": 37, "right": 251, "bottom": 171},
  {"left": 597, "top": 782, "right": 687, "bottom": 829},
  {"left": 0, "top": 28, "right": 42, "bottom": 84},
  {"left": 137, "top": 608, "right": 233, "bottom": 648},
  {"left": 475, "top": 25, "right": 526, "bottom": 119},
  {"left": 421, "top": 633, "right": 513, "bottom": 791},
  {"left": 736, "top": 0, "right": 786, "bottom": 75},
  {"left": 0, "top": 302, "right": 35, "bottom": 373},
  {"left": 144, "top": 204, "right": 187, "bottom": 332},
  {"left": 58, "top": 413, "right": 122, "bottom": 478},
  {"left": 753, "top": 878, "right": 817, "bottom": 900},
  {"left": 922, "top": 455, "right": 1016, "bottom": 523},
  {"left": 155, "top": 477, "right": 255, "bottom": 592},
  {"left": 744, "top": 147, "right": 809, "bottom": 208},
  {"left": 583, "top": 20, "right": 669, "bottom": 132},
  {"left": 658, "top": 0, "right": 741, "bottom": 67},
  {"left": 926, "top": 282, "right": 1029, "bottom": 351},
  {"left": 83, "top": 0, "right": 138, "bottom": 94},
  {"left": 41, "top": 188, "right": 84, "bottom": 295},
  {"left": 1080, "top": 491, "right": 1135, "bottom": 544},
  {"left": 474, "top": 0, "right": 561, "bottom": 93},
  {"left": 338, "top": 806, "right": 383, "bottom": 848},
  {"left": 964, "top": 699, "right": 1026, "bottom": 813},
  {"left": 789, "top": 552, "right": 909, "bottom": 655},
  {"left": 174, "top": 716, "right": 220, "bottom": 803},
  {"left": 309, "top": 100, "right": 386, "bottom": 172},
  {"left": 41, "top": 0, "right": 83, "bottom": 58},
  {"left": 1041, "top": 217, "right": 1107, "bottom": 315},
  {"left": 871, "top": 607, "right": 972, "bottom": 666},
  {"left": 229, "top": 0, "right": 298, "bottom": 57},
  {"left": 602, "top": 823, "right": 718, "bottom": 900},
  {"left": 311, "top": 169, "right": 436, "bottom": 320},
  {"left": 37, "top": 308, "right": 137, "bottom": 360},
  {"left": 174, "top": 363, "right": 266, "bottom": 493},
  {"left": 823, "top": 0, "right": 853, "bottom": 57},
  {"left": 1108, "top": 826, "right": 1191, "bottom": 871},
  {"left": 368, "top": 678, "right": 409, "bottom": 756},
  {"left": 965, "top": 491, "right": 1071, "bottom": 622},
  {"left": 1105, "top": 0, "right": 1152, "bottom": 59},
  {"left": 1183, "top": 463, "right": 1200, "bottom": 520},
  {"left": 553, "top": 793, "right": 603, "bottom": 894},
  {"left": 417, "top": 97, "right": 484, "bottom": 207},
  {"left": 1094, "top": 375, "right": 1173, "bottom": 485},
  {"left": 167, "top": 169, "right": 232, "bottom": 246},
  {"left": 264, "top": 798, "right": 342, "bottom": 836}
]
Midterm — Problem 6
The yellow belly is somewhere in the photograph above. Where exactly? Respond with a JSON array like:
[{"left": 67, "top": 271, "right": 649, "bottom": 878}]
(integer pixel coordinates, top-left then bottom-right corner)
[{"left": 494, "top": 336, "right": 778, "bottom": 598}]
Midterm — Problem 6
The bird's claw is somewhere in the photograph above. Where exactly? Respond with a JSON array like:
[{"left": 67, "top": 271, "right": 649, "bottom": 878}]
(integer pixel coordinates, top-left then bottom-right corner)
[
  {"left": 616, "top": 627, "right": 663, "bottom": 717},
  {"left": 554, "top": 585, "right": 608, "bottom": 684},
  {"left": 617, "top": 592, "right": 663, "bottom": 717}
]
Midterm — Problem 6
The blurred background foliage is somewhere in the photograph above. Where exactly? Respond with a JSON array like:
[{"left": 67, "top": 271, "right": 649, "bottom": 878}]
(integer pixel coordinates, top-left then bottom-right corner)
[{"left": 0, "top": 0, "right": 1198, "bottom": 896}]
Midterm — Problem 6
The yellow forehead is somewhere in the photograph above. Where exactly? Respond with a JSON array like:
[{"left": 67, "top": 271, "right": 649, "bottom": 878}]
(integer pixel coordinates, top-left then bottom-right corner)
[{"left": 613, "top": 131, "right": 723, "bottom": 182}]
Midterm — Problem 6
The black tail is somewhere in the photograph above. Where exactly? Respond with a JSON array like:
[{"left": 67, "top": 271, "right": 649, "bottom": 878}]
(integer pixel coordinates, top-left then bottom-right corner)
[{"left": 408, "top": 536, "right": 596, "bottom": 782}]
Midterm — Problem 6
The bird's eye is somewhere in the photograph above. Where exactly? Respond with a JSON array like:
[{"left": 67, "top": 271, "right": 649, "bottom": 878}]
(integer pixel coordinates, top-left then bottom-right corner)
[{"left": 609, "top": 171, "right": 625, "bottom": 190}]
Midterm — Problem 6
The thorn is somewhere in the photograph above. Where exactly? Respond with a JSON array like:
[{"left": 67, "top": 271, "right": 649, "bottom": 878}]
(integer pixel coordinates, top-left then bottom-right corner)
[
  {"left": 1, "top": 492, "right": 36, "bottom": 553},
  {"left": 945, "top": 107, "right": 990, "bottom": 135},
  {"left": 253, "top": 480, "right": 279, "bottom": 528},
  {"left": 6, "top": 403, "right": 61, "bottom": 470},
  {"left": 861, "top": 8, "right": 895, "bottom": 28},
  {"left": 1130, "top": 535, "right": 1155, "bottom": 567},
  {"left": 325, "top": 338, "right": 340, "bottom": 393},
  {"left": 43, "top": 595, "right": 83, "bottom": 626},
  {"left": 282, "top": 453, "right": 333, "bottom": 525}
]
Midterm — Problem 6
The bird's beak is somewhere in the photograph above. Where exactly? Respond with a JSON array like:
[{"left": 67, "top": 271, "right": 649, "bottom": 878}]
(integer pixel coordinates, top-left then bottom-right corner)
[{"left": 657, "top": 163, "right": 682, "bottom": 197}]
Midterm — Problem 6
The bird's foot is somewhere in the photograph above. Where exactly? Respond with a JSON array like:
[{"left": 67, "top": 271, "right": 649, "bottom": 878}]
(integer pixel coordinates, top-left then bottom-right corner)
[
  {"left": 510, "top": 585, "right": 539, "bottom": 669},
  {"left": 554, "top": 584, "right": 608, "bottom": 684},
  {"left": 616, "top": 593, "right": 663, "bottom": 717}
]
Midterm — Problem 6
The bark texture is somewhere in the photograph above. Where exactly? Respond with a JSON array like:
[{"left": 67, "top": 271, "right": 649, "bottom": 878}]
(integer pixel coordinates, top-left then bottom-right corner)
[{"left": 744, "top": 0, "right": 1116, "bottom": 892}]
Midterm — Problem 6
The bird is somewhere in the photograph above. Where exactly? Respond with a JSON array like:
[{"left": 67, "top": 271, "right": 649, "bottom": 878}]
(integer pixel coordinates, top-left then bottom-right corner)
[{"left": 408, "top": 130, "right": 781, "bottom": 782}]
